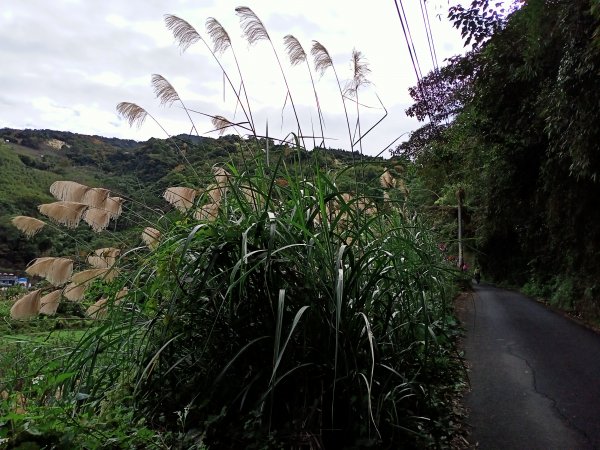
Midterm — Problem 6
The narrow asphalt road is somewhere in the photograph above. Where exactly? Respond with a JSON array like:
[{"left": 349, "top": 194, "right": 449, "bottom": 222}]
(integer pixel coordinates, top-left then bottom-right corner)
[{"left": 458, "top": 284, "right": 600, "bottom": 449}]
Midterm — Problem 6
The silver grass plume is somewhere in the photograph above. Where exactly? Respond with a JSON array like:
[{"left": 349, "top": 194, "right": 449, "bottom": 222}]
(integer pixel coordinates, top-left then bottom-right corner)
[
  {"left": 70, "top": 268, "right": 115, "bottom": 285},
  {"left": 83, "top": 208, "right": 112, "bottom": 232},
  {"left": 235, "top": 6, "right": 271, "bottom": 45},
  {"left": 380, "top": 170, "right": 395, "bottom": 189},
  {"left": 283, "top": 35, "right": 306, "bottom": 66},
  {"left": 39, "top": 290, "right": 62, "bottom": 316},
  {"left": 311, "top": 41, "right": 334, "bottom": 76},
  {"left": 10, "top": 289, "right": 41, "bottom": 319},
  {"left": 86, "top": 298, "right": 108, "bottom": 319},
  {"left": 206, "top": 17, "right": 231, "bottom": 54},
  {"left": 88, "top": 247, "right": 120, "bottom": 269},
  {"left": 82, "top": 188, "right": 111, "bottom": 208},
  {"left": 38, "top": 201, "right": 87, "bottom": 228},
  {"left": 163, "top": 186, "right": 197, "bottom": 212},
  {"left": 50, "top": 181, "right": 90, "bottom": 202},
  {"left": 151, "top": 74, "right": 181, "bottom": 107},
  {"left": 211, "top": 115, "right": 235, "bottom": 135},
  {"left": 142, "top": 227, "right": 161, "bottom": 250},
  {"left": 104, "top": 196, "right": 124, "bottom": 219},
  {"left": 11, "top": 216, "right": 46, "bottom": 238},
  {"left": 116, "top": 102, "right": 148, "bottom": 128},
  {"left": 345, "top": 49, "right": 371, "bottom": 97},
  {"left": 164, "top": 14, "right": 202, "bottom": 52},
  {"left": 26, "top": 257, "right": 73, "bottom": 286}
]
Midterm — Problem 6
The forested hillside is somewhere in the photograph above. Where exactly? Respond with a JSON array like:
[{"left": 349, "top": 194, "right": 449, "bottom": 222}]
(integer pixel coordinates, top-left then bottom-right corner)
[
  {"left": 0, "top": 127, "right": 386, "bottom": 272},
  {"left": 395, "top": 0, "right": 600, "bottom": 318}
]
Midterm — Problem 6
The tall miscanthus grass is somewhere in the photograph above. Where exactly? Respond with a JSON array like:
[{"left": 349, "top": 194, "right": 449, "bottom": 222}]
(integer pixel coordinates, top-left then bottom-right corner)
[
  {"left": 53, "top": 6, "right": 459, "bottom": 449},
  {"left": 61, "top": 157, "right": 455, "bottom": 448}
]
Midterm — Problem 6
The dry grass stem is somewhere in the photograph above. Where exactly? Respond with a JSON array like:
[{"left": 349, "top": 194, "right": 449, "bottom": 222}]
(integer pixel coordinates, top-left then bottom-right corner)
[
  {"left": 142, "top": 227, "right": 161, "bottom": 250},
  {"left": 11, "top": 216, "right": 46, "bottom": 238},
  {"left": 10, "top": 289, "right": 42, "bottom": 320},
  {"left": 164, "top": 14, "right": 202, "bottom": 52},
  {"left": 163, "top": 187, "right": 197, "bottom": 212},
  {"left": 26, "top": 257, "right": 73, "bottom": 286},
  {"left": 39, "top": 290, "right": 62, "bottom": 316},
  {"left": 235, "top": 6, "right": 271, "bottom": 45},
  {"left": 49, "top": 181, "right": 90, "bottom": 203},
  {"left": 116, "top": 102, "right": 149, "bottom": 128}
]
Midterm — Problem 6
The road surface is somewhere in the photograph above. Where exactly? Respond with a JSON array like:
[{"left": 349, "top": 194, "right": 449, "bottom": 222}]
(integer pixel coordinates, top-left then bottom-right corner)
[{"left": 458, "top": 284, "right": 600, "bottom": 449}]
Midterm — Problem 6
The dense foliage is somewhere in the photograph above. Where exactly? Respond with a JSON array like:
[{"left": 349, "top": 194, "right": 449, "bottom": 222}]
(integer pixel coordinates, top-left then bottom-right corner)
[{"left": 395, "top": 0, "right": 600, "bottom": 317}]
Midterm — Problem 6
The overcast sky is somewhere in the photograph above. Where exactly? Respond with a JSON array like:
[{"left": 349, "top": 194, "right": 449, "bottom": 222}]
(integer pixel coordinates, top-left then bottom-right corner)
[{"left": 0, "top": 1, "right": 467, "bottom": 157}]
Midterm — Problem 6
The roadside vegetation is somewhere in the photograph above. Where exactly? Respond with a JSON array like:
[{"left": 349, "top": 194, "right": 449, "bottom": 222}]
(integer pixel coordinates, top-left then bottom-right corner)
[{"left": 1, "top": 5, "right": 468, "bottom": 450}]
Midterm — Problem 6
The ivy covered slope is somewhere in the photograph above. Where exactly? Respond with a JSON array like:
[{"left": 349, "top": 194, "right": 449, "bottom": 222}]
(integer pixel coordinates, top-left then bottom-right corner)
[
  {"left": 395, "top": 0, "right": 600, "bottom": 318},
  {"left": 0, "top": 127, "right": 385, "bottom": 273}
]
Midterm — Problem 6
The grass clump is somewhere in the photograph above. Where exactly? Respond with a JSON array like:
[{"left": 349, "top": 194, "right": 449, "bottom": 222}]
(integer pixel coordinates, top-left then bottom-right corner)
[{"left": 60, "top": 154, "right": 459, "bottom": 448}]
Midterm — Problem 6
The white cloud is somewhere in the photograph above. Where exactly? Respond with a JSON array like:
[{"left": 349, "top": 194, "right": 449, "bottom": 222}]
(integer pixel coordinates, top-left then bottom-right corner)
[{"left": 1, "top": 0, "right": 467, "bottom": 156}]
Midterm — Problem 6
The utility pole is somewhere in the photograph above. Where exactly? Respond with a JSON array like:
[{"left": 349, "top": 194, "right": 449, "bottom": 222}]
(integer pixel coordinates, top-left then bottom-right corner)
[{"left": 457, "top": 187, "right": 465, "bottom": 269}]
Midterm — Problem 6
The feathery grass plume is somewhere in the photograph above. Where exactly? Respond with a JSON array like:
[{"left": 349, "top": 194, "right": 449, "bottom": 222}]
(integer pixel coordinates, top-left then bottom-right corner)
[
  {"left": 64, "top": 268, "right": 115, "bottom": 302},
  {"left": 104, "top": 196, "right": 125, "bottom": 219},
  {"left": 235, "top": 6, "right": 271, "bottom": 44},
  {"left": 116, "top": 102, "right": 149, "bottom": 128},
  {"left": 164, "top": 14, "right": 201, "bottom": 52},
  {"left": 211, "top": 115, "right": 235, "bottom": 135},
  {"left": 39, "top": 289, "right": 62, "bottom": 316},
  {"left": 83, "top": 208, "right": 112, "bottom": 232},
  {"left": 151, "top": 73, "right": 200, "bottom": 136},
  {"left": 206, "top": 16, "right": 256, "bottom": 134},
  {"left": 194, "top": 202, "right": 220, "bottom": 221},
  {"left": 345, "top": 48, "right": 371, "bottom": 97},
  {"left": 82, "top": 187, "right": 111, "bottom": 208},
  {"left": 11, "top": 216, "right": 46, "bottom": 238},
  {"left": 63, "top": 283, "right": 87, "bottom": 302},
  {"left": 10, "top": 289, "right": 41, "bottom": 320},
  {"left": 311, "top": 41, "right": 354, "bottom": 153},
  {"left": 204, "top": 184, "right": 224, "bottom": 203},
  {"left": 49, "top": 180, "right": 90, "bottom": 202},
  {"left": 236, "top": 6, "right": 304, "bottom": 144},
  {"left": 26, "top": 257, "right": 73, "bottom": 286},
  {"left": 163, "top": 187, "right": 197, "bottom": 212},
  {"left": 39, "top": 201, "right": 87, "bottom": 228},
  {"left": 142, "top": 227, "right": 161, "bottom": 250},
  {"left": 70, "top": 268, "right": 115, "bottom": 285},
  {"left": 88, "top": 247, "right": 120, "bottom": 269},
  {"left": 283, "top": 34, "right": 306, "bottom": 66},
  {"left": 311, "top": 41, "right": 334, "bottom": 76},
  {"left": 284, "top": 34, "right": 326, "bottom": 148},
  {"left": 86, "top": 298, "right": 108, "bottom": 319},
  {"left": 205, "top": 17, "right": 231, "bottom": 54},
  {"left": 213, "top": 166, "right": 230, "bottom": 186},
  {"left": 151, "top": 74, "right": 181, "bottom": 107},
  {"left": 380, "top": 170, "right": 395, "bottom": 189},
  {"left": 86, "top": 287, "right": 128, "bottom": 318}
]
